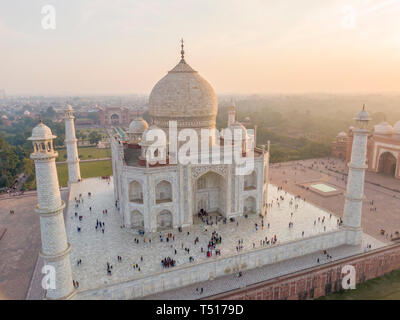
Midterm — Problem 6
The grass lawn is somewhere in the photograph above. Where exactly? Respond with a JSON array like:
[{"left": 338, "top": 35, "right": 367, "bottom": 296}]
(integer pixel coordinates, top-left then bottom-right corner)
[
  {"left": 56, "top": 146, "right": 110, "bottom": 161},
  {"left": 57, "top": 160, "right": 112, "bottom": 187},
  {"left": 320, "top": 269, "right": 400, "bottom": 300}
]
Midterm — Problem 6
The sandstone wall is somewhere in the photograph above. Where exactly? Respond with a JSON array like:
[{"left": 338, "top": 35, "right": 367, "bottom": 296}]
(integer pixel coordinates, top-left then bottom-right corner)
[{"left": 209, "top": 243, "right": 400, "bottom": 300}]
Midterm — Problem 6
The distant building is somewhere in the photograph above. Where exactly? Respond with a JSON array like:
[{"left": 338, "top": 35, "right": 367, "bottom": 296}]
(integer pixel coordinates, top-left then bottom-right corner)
[
  {"left": 331, "top": 131, "right": 348, "bottom": 160},
  {"left": 99, "top": 107, "right": 142, "bottom": 127},
  {"left": 332, "top": 120, "right": 400, "bottom": 179},
  {"left": 1, "top": 115, "right": 11, "bottom": 126}
]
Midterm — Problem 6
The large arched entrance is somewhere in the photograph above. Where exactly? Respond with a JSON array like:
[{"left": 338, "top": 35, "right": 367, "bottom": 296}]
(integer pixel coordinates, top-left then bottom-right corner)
[
  {"left": 194, "top": 171, "right": 226, "bottom": 216},
  {"left": 129, "top": 181, "right": 143, "bottom": 203},
  {"left": 155, "top": 180, "right": 172, "bottom": 204},
  {"left": 378, "top": 152, "right": 397, "bottom": 177},
  {"left": 157, "top": 210, "right": 173, "bottom": 231},
  {"left": 244, "top": 170, "right": 257, "bottom": 190},
  {"left": 111, "top": 114, "right": 120, "bottom": 125}
]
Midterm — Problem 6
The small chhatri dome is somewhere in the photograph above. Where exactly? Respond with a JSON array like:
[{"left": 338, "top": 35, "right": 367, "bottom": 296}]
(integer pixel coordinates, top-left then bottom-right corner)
[
  {"left": 337, "top": 131, "right": 348, "bottom": 137},
  {"left": 374, "top": 122, "right": 394, "bottom": 135},
  {"left": 28, "top": 121, "right": 56, "bottom": 141},
  {"left": 148, "top": 40, "right": 218, "bottom": 131},
  {"left": 128, "top": 117, "right": 148, "bottom": 134},
  {"left": 393, "top": 120, "right": 400, "bottom": 135},
  {"left": 355, "top": 105, "right": 371, "bottom": 122},
  {"left": 141, "top": 124, "right": 166, "bottom": 147}
]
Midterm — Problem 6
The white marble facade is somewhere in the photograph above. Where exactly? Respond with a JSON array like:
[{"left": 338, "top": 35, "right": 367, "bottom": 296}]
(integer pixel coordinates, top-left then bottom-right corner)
[
  {"left": 112, "top": 142, "right": 269, "bottom": 233},
  {"left": 111, "top": 53, "right": 269, "bottom": 233}
]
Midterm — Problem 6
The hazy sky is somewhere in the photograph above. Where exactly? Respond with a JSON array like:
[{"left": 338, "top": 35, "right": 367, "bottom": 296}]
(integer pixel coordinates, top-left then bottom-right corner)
[{"left": 1, "top": 0, "right": 400, "bottom": 95}]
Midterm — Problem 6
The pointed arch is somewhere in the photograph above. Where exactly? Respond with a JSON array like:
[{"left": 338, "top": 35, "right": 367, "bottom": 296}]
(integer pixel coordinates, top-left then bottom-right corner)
[
  {"left": 129, "top": 180, "right": 143, "bottom": 203},
  {"left": 243, "top": 196, "right": 256, "bottom": 214},
  {"left": 155, "top": 180, "right": 172, "bottom": 203},
  {"left": 244, "top": 170, "right": 257, "bottom": 190},
  {"left": 157, "top": 210, "right": 173, "bottom": 231},
  {"left": 378, "top": 151, "right": 397, "bottom": 177},
  {"left": 130, "top": 210, "right": 144, "bottom": 229}
]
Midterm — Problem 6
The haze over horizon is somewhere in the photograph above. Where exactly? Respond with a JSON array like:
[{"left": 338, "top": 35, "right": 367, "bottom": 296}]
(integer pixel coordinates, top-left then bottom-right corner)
[{"left": 1, "top": 0, "right": 400, "bottom": 95}]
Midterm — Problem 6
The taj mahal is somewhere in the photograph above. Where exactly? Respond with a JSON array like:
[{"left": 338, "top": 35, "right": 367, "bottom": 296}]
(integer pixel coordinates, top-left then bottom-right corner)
[
  {"left": 27, "top": 44, "right": 384, "bottom": 300},
  {"left": 111, "top": 46, "right": 268, "bottom": 233}
]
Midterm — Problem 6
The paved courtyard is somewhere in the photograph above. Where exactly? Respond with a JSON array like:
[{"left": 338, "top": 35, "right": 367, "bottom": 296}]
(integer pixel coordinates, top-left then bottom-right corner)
[
  {"left": 0, "top": 194, "right": 42, "bottom": 300},
  {"left": 66, "top": 177, "right": 373, "bottom": 293},
  {"left": 270, "top": 157, "right": 400, "bottom": 243},
  {"left": 11, "top": 157, "right": 397, "bottom": 299}
]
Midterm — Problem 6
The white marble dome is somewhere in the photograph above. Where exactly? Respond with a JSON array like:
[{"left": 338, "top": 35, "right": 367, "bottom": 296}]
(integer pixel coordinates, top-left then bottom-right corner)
[
  {"left": 374, "top": 122, "right": 394, "bottom": 135},
  {"left": 148, "top": 58, "right": 218, "bottom": 131},
  {"left": 128, "top": 117, "right": 148, "bottom": 134},
  {"left": 28, "top": 122, "right": 56, "bottom": 141},
  {"left": 337, "top": 131, "right": 348, "bottom": 137},
  {"left": 394, "top": 120, "right": 400, "bottom": 135}
]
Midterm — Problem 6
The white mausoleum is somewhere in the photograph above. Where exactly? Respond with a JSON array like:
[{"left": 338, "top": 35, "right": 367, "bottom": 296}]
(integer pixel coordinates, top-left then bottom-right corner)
[
  {"left": 111, "top": 51, "right": 269, "bottom": 233},
  {"left": 28, "top": 43, "right": 374, "bottom": 300}
]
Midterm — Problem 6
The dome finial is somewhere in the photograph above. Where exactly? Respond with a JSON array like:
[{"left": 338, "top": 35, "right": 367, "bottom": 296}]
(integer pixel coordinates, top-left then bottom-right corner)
[
  {"left": 180, "top": 38, "right": 185, "bottom": 60},
  {"left": 39, "top": 114, "right": 43, "bottom": 124}
]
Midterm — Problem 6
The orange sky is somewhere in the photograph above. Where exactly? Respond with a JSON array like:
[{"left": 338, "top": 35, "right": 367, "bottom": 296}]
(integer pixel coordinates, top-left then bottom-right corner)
[{"left": 1, "top": 0, "right": 400, "bottom": 95}]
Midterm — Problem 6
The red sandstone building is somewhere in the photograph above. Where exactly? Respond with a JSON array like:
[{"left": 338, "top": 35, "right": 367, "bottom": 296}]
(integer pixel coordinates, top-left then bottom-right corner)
[
  {"left": 99, "top": 107, "right": 143, "bottom": 127},
  {"left": 332, "top": 121, "right": 400, "bottom": 180}
]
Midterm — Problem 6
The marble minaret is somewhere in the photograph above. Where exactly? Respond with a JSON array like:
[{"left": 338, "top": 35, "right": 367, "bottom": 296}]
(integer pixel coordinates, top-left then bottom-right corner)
[
  {"left": 343, "top": 105, "right": 371, "bottom": 245},
  {"left": 227, "top": 103, "right": 236, "bottom": 127},
  {"left": 29, "top": 119, "right": 75, "bottom": 299},
  {"left": 64, "top": 105, "right": 81, "bottom": 184}
]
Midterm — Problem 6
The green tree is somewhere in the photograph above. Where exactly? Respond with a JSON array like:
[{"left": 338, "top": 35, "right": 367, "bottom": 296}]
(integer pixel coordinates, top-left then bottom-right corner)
[
  {"left": 88, "top": 131, "right": 102, "bottom": 145},
  {"left": 45, "top": 106, "right": 56, "bottom": 119}
]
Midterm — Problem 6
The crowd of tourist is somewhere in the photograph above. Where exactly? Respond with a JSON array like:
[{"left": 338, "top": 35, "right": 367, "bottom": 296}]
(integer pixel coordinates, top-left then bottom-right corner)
[
  {"left": 67, "top": 166, "right": 398, "bottom": 295},
  {"left": 161, "top": 257, "right": 176, "bottom": 268}
]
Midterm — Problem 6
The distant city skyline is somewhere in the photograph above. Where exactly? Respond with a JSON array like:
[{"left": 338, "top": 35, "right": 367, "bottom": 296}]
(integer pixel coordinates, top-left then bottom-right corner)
[{"left": 1, "top": 0, "right": 400, "bottom": 95}]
